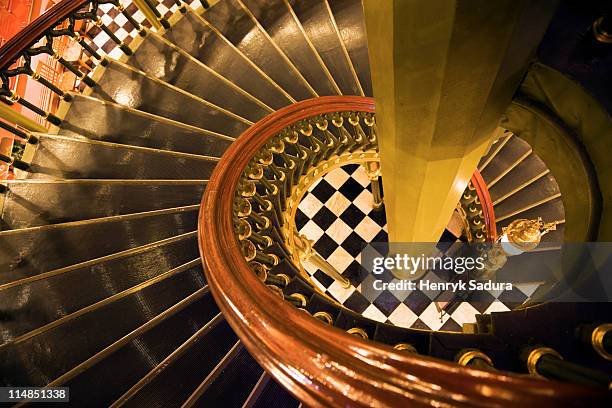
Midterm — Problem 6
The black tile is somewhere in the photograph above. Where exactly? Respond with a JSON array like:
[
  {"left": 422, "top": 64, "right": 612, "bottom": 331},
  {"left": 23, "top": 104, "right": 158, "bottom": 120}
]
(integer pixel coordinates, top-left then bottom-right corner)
[
  {"left": 373, "top": 291, "right": 401, "bottom": 316},
  {"left": 341, "top": 231, "right": 367, "bottom": 257},
  {"left": 403, "top": 290, "right": 431, "bottom": 316},
  {"left": 339, "top": 204, "right": 366, "bottom": 229},
  {"left": 410, "top": 318, "right": 430, "bottom": 330},
  {"left": 343, "top": 291, "right": 370, "bottom": 314},
  {"left": 125, "top": 3, "right": 138, "bottom": 14},
  {"left": 465, "top": 290, "right": 495, "bottom": 313},
  {"left": 107, "top": 21, "right": 120, "bottom": 33},
  {"left": 311, "top": 179, "right": 335, "bottom": 203},
  {"left": 107, "top": 8, "right": 120, "bottom": 18},
  {"left": 313, "top": 233, "right": 339, "bottom": 259},
  {"left": 343, "top": 163, "right": 360, "bottom": 174},
  {"left": 313, "top": 270, "right": 334, "bottom": 288},
  {"left": 312, "top": 206, "right": 336, "bottom": 230},
  {"left": 101, "top": 40, "right": 116, "bottom": 53},
  {"left": 338, "top": 177, "right": 364, "bottom": 201},
  {"left": 295, "top": 209, "right": 309, "bottom": 231},
  {"left": 440, "top": 228, "right": 459, "bottom": 242},
  {"left": 440, "top": 318, "right": 462, "bottom": 332},
  {"left": 369, "top": 207, "right": 387, "bottom": 227},
  {"left": 372, "top": 229, "right": 388, "bottom": 246},
  {"left": 123, "top": 34, "right": 135, "bottom": 46},
  {"left": 344, "top": 260, "right": 369, "bottom": 286},
  {"left": 497, "top": 288, "right": 528, "bottom": 307},
  {"left": 86, "top": 26, "right": 101, "bottom": 37}
]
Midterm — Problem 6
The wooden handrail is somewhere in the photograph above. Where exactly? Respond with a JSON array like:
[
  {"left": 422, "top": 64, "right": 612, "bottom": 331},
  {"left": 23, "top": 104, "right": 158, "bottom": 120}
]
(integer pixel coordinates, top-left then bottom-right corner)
[
  {"left": 471, "top": 170, "right": 498, "bottom": 241},
  {"left": 0, "top": 0, "right": 87, "bottom": 69},
  {"left": 200, "top": 96, "right": 607, "bottom": 406}
]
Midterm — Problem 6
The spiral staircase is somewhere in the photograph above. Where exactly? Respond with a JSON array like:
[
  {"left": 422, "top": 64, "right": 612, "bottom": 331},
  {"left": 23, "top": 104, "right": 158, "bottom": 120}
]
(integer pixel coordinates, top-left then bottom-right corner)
[{"left": 0, "top": 0, "right": 611, "bottom": 406}]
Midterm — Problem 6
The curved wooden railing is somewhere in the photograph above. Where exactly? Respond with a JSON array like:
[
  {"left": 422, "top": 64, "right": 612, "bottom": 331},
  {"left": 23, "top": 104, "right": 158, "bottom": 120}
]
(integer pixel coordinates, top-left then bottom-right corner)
[
  {"left": 471, "top": 170, "right": 498, "bottom": 241},
  {"left": 0, "top": 0, "right": 87, "bottom": 69},
  {"left": 200, "top": 96, "right": 608, "bottom": 407}
]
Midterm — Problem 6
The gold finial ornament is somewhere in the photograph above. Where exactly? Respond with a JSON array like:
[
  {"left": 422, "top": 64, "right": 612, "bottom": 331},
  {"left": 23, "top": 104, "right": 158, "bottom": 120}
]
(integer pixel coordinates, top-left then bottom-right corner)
[{"left": 502, "top": 217, "right": 559, "bottom": 252}]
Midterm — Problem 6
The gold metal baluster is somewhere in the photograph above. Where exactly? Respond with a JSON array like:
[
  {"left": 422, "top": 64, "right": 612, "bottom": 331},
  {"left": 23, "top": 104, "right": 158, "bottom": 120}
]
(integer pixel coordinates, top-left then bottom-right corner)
[{"left": 293, "top": 231, "right": 350, "bottom": 288}]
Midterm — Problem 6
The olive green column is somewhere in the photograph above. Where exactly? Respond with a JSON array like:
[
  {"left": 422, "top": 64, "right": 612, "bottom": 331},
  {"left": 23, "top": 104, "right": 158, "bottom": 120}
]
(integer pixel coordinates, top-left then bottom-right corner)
[{"left": 363, "top": 0, "right": 558, "bottom": 243}]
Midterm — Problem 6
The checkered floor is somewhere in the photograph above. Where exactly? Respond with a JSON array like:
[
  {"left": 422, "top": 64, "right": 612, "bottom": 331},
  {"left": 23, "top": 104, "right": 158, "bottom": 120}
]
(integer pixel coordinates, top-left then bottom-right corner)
[
  {"left": 296, "top": 164, "right": 538, "bottom": 331},
  {"left": 85, "top": 0, "right": 206, "bottom": 60}
]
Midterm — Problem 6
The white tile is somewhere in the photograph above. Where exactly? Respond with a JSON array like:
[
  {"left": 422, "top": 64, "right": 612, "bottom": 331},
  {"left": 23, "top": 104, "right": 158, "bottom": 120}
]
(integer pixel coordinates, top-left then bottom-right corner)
[
  {"left": 448, "top": 302, "right": 480, "bottom": 326},
  {"left": 362, "top": 304, "right": 387, "bottom": 323},
  {"left": 326, "top": 191, "right": 351, "bottom": 215},
  {"left": 488, "top": 287, "right": 506, "bottom": 299},
  {"left": 299, "top": 220, "right": 324, "bottom": 242},
  {"left": 298, "top": 194, "right": 323, "bottom": 218},
  {"left": 387, "top": 303, "right": 418, "bottom": 328},
  {"left": 101, "top": 14, "right": 114, "bottom": 26},
  {"left": 325, "top": 168, "right": 350, "bottom": 189},
  {"left": 327, "top": 281, "right": 355, "bottom": 303},
  {"left": 418, "top": 302, "right": 451, "bottom": 331},
  {"left": 351, "top": 165, "right": 371, "bottom": 187},
  {"left": 92, "top": 32, "right": 111, "bottom": 48},
  {"left": 354, "top": 216, "right": 382, "bottom": 242},
  {"left": 114, "top": 13, "right": 128, "bottom": 27},
  {"left": 326, "top": 218, "right": 352, "bottom": 243},
  {"left": 515, "top": 283, "right": 540, "bottom": 298},
  {"left": 483, "top": 301, "right": 511, "bottom": 315},
  {"left": 327, "top": 246, "right": 354, "bottom": 273},
  {"left": 353, "top": 189, "right": 373, "bottom": 215},
  {"left": 115, "top": 28, "right": 130, "bottom": 41},
  {"left": 108, "top": 47, "right": 123, "bottom": 60}
]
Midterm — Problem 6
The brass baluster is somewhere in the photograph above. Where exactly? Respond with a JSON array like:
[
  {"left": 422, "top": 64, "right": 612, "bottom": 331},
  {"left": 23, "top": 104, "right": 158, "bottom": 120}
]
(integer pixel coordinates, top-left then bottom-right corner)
[
  {"left": 456, "top": 349, "right": 494, "bottom": 370},
  {"left": 523, "top": 346, "right": 612, "bottom": 388}
]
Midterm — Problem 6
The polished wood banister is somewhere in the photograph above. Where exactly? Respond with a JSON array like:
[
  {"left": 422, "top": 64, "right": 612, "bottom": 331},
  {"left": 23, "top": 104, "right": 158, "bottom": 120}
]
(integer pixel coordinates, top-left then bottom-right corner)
[
  {"left": 471, "top": 170, "right": 498, "bottom": 241},
  {"left": 200, "top": 96, "right": 607, "bottom": 407},
  {"left": 0, "top": 0, "right": 87, "bottom": 69}
]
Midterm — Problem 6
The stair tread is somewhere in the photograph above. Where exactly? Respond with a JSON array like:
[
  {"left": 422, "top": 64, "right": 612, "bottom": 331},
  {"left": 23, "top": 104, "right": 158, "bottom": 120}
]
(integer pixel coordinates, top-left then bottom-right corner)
[
  {"left": 0, "top": 260, "right": 205, "bottom": 387},
  {"left": 496, "top": 196, "right": 565, "bottom": 227},
  {"left": 326, "top": 0, "right": 373, "bottom": 97},
  {"left": 127, "top": 29, "right": 272, "bottom": 121},
  {"left": 0, "top": 231, "right": 198, "bottom": 290},
  {"left": 25, "top": 134, "right": 218, "bottom": 180},
  {"left": 0, "top": 236, "right": 200, "bottom": 341},
  {"left": 202, "top": 0, "right": 315, "bottom": 101},
  {"left": 64, "top": 294, "right": 221, "bottom": 407},
  {"left": 89, "top": 60, "right": 250, "bottom": 136},
  {"left": 289, "top": 0, "right": 364, "bottom": 96},
  {"left": 59, "top": 93, "right": 233, "bottom": 156},
  {"left": 250, "top": 376, "right": 299, "bottom": 408},
  {"left": 0, "top": 205, "right": 199, "bottom": 284},
  {"left": 242, "top": 0, "right": 340, "bottom": 96},
  {"left": 186, "top": 343, "right": 264, "bottom": 408},
  {"left": 488, "top": 153, "right": 550, "bottom": 203},
  {"left": 120, "top": 317, "right": 238, "bottom": 408},
  {"left": 480, "top": 135, "right": 532, "bottom": 185},
  {"left": 1, "top": 178, "right": 206, "bottom": 229},
  {"left": 163, "top": 6, "right": 294, "bottom": 110},
  {"left": 493, "top": 173, "right": 562, "bottom": 219}
]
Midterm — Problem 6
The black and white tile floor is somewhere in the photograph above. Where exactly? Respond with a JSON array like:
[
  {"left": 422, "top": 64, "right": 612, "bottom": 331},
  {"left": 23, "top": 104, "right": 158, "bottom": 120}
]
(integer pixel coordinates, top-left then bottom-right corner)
[
  {"left": 86, "top": 0, "right": 206, "bottom": 60},
  {"left": 296, "top": 164, "right": 539, "bottom": 331}
]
